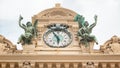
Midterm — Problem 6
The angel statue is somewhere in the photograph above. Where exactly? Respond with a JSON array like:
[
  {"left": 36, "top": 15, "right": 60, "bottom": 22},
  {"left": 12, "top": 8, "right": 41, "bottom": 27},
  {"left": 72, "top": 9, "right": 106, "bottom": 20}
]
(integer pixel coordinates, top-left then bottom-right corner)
[
  {"left": 74, "top": 14, "right": 98, "bottom": 47},
  {"left": 17, "top": 15, "right": 38, "bottom": 45}
]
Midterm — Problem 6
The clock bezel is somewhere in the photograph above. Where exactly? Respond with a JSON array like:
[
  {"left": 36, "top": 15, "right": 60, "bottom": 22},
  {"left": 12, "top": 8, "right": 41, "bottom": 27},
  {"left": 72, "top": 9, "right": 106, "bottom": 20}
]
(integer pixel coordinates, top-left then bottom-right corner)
[{"left": 43, "top": 29, "right": 73, "bottom": 48}]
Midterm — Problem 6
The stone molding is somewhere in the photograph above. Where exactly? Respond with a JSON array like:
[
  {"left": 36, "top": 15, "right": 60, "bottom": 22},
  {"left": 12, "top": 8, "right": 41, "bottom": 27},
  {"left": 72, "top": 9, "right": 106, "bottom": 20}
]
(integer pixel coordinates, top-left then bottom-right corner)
[
  {"left": 100, "top": 35, "right": 120, "bottom": 54},
  {"left": 0, "top": 35, "right": 16, "bottom": 54}
]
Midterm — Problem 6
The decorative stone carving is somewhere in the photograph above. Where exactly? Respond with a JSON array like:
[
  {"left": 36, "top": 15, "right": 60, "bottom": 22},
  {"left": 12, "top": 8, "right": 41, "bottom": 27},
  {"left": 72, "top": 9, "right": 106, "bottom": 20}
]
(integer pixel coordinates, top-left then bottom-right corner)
[
  {"left": 32, "top": 4, "right": 77, "bottom": 21},
  {"left": 82, "top": 62, "right": 96, "bottom": 68},
  {"left": 0, "top": 35, "right": 16, "bottom": 54},
  {"left": 86, "top": 62, "right": 95, "bottom": 68},
  {"left": 23, "top": 61, "right": 32, "bottom": 68},
  {"left": 100, "top": 35, "right": 120, "bottom": 54},
  {"left": 39, "top": 9, "right": 75, "bottom": 19}
]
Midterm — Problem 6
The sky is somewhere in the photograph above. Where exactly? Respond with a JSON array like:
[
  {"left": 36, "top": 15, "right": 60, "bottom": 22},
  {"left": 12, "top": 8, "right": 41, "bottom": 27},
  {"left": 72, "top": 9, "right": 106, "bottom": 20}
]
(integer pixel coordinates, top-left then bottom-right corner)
[{"left": 0, "top": 0, "right": 120, "bottom": 49}]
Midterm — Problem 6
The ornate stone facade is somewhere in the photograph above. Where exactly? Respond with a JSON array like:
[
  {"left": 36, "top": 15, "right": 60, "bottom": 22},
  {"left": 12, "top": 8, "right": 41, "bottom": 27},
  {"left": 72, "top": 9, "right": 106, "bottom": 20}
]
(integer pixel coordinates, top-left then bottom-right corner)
[
  {"left": 0, "top": 35, "right": 16, "bottom": 54},
  {"left": 0, "top": 4, "right": 120, "bottom": 68}
]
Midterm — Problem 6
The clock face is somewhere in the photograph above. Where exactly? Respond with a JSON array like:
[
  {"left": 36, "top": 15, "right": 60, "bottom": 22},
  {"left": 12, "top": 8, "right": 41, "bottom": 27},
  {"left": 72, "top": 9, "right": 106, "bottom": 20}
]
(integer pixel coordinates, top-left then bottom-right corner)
[{"left": 43, "top": 29, "right": 72, "bottom": 48}]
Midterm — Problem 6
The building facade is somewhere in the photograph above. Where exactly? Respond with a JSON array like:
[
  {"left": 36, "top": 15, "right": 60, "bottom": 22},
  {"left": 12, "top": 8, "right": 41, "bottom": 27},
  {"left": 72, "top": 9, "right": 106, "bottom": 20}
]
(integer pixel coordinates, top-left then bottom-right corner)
[{"left": 0, "top": 4, "right": 120, "bottom": 68}]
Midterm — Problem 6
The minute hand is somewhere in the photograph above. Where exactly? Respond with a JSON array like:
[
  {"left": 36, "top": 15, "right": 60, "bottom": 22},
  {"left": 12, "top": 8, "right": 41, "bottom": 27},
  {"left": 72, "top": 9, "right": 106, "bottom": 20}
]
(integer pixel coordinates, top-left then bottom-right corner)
[{"left": 52, "top": 32, "right": 60, "bottom": 44}]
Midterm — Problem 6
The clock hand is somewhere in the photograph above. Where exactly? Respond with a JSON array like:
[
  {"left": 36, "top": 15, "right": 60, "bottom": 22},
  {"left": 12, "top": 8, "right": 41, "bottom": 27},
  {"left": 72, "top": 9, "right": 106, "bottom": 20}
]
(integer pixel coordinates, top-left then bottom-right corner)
[{"left": 52, "top": 32, "right": 60, "bottom": 44}]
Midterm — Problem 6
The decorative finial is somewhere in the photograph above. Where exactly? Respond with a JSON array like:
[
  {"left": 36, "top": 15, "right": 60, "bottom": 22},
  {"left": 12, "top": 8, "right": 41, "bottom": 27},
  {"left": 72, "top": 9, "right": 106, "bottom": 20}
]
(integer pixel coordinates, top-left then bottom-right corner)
[{"left": 55, "top": 3, "right": 61, "bottom": 8}]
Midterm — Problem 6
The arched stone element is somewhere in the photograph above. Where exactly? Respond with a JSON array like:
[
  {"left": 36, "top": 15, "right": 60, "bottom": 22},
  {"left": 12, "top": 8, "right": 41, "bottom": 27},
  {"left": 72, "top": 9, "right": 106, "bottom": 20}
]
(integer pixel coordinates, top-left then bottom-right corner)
[
  {"left": 32, "top": 4, "right": 77, "bottom": 23},
  {"left": 32, "top": 4, "right": 79, "bottom": 48},
  {"left": 0, "top": 35, "right": 16, "bottom": 53},
  {"left": 100, "top": 35, "right": 120, "bottom": 54}
]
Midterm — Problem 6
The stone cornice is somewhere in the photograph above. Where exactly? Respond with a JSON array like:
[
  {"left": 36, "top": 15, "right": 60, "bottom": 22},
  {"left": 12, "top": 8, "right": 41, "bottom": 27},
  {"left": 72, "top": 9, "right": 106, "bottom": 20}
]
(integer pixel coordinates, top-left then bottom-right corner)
[{"left": 0, "top": 54, "right": 119, "bottom": 62}]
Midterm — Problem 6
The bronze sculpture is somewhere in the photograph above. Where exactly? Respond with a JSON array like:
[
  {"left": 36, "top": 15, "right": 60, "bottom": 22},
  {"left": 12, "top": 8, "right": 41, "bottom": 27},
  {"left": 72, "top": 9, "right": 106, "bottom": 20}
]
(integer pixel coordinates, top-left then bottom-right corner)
[
  {"left": 17, "top": 15, "right": 38, "bottom": 45},
  {"left": 74, "top": 14, "right": 98, "bottom": 47},
  {"left": 74, "top": 14, "right": 85, "bottom": 28}
]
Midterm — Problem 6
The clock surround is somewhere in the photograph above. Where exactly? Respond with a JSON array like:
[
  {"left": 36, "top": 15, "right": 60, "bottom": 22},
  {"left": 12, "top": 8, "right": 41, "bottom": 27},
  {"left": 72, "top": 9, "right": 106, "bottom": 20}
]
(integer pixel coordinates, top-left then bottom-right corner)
[{"left": 43, "top": 24, "right": 73, "bottom": 48}]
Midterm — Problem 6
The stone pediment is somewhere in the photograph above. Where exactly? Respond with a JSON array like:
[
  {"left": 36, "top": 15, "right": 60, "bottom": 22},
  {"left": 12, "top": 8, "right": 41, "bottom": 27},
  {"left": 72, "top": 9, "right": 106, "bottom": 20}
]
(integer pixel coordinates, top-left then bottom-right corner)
[
  {"left": 33, "top": 4, "right": 77, "bottom": 20},
  {"left": 0, "top": 35, "right": 16, "bottom": 53},
  {"left": 100, "top": 35, "right": 120, "bottom": 54}
]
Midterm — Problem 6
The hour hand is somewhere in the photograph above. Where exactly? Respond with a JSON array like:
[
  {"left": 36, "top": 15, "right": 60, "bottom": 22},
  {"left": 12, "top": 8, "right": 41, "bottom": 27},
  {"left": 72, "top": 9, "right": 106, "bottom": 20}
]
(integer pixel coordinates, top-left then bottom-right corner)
[{"left": 52, "top": 32, "right": 60, "bottom": 44}]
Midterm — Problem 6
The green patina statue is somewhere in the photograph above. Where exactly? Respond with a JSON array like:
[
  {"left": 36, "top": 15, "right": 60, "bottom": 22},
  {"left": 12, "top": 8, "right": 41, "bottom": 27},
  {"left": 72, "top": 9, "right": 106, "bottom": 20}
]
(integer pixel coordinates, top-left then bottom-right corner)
[
  {"left": 74, "top": 14, "right": 98, "bottom": 47},
  {"left": 74, "top": 14, "right": 85, "bottom": 28},
  {"left": 17, "top": 15, "right": 38, "bottom": 45}
]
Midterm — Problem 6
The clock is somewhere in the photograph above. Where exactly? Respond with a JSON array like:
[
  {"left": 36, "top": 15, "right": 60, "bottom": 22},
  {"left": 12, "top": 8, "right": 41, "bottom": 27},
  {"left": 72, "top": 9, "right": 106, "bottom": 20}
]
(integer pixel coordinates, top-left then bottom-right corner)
[{"left": 43, "top": 24, "right": 72, "bottom": 48}]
